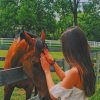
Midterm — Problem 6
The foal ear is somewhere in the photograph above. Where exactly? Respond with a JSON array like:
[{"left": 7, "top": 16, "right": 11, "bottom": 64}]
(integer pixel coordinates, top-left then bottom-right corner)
[{"left": 41, "top": 31, "right": 46, "bottom": 42}]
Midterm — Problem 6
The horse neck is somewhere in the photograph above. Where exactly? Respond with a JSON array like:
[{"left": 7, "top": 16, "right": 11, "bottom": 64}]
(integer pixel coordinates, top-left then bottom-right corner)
[{"left": 32, "top": 63, "right": 51, "bottom": 100}]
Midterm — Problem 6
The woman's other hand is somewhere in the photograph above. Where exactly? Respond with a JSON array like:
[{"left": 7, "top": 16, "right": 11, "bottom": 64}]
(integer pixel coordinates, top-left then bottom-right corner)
[
  {"left": 40, "top": 53, "right": 50, "bottom": 73},
  {"left": 43, "top": 49, "right": 55, "bottom": 65}
]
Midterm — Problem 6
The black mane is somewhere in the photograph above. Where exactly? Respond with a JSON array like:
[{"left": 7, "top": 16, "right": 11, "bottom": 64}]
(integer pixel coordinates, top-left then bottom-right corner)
[
  {"left": 35, "top": 38, "right": 48, "bottom": 55},
  {"left": 35, "top": 38, "right": 44, "bottom": 55}
]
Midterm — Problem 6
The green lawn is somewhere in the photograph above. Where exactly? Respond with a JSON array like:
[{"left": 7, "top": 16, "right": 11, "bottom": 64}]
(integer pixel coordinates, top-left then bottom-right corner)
[
  {"left": 0, "top": 50, "right": 64, "bottom": 68},
  {"left": 0, "top": 61, "right": 4, "bottom": 67},
  {"left": 0, "top": 74, "right": 99, "bottom": 100},
  {"left": 89, "top": 82, "right": 100, "bottom": 100},
  {"left": 0, "top": 50, "right": 100, "bottom": 100},
  {"left": 0, "top": 50, "right": 64, "bottom": 58},
  {"left": 50, "top": 52, "right": 64, "bottom": 59},
  {"left": 0, "top": 50, "right": 8, "bottom": 57},
  {"left": 0, "top": 87, "right": 26, "bottom": 100}
]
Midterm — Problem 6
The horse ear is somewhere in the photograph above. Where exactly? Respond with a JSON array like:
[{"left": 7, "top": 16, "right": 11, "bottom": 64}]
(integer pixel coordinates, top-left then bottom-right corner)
[
  {"left": 22, "top": 32, "right": 35, "bottom": 45},
  {"left": 41, "top": 31, "right": 46, "bottom": 42}
]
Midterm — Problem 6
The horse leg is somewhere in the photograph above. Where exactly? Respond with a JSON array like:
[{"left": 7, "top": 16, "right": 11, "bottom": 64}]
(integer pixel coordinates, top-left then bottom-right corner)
[
  {"left": 23, "top": 81, "right": 34, "bottom": 100},
  {"left": 4, "top": 85, "right": 14, "bottom": 100},
  {"left": 24, "top": 86, "right": 33, "bottom": 100},
  {"left": 24, "top": 85, "right": 38, "bottom": 100},
  {"left": 22, "top": 60, "right": 38, "bottom": 97},
  {"left": 34, "top": 86, "right": 38, "bottom": 96}
]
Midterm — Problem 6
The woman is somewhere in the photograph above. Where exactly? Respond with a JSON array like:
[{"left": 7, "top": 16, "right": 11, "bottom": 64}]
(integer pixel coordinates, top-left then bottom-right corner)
[{"left": 40, "top": 26, "right": 96, "bottom": 100}]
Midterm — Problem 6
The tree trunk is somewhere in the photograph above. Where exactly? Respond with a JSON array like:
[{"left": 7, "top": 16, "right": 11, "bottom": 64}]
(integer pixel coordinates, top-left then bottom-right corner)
[
  {"left": 69, "top": 0, "right": 80, "bottom": 26},
  {"left": 73, "top": 9, "right": 78, "bottom": 26},
  {"left": 73, "top": 0, "right": 78, "bottom": 26}
]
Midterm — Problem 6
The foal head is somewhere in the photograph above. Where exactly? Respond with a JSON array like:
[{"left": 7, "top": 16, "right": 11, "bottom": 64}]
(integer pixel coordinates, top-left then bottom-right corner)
[
  {"left": 23, "top": 31, "right": 51, "bottom": 99},
  {"left": 4, "top": 31, "right": 36, "bottom": 69},
  {"left": 4, "top": 31, "right": 51, "bottom": 99}
]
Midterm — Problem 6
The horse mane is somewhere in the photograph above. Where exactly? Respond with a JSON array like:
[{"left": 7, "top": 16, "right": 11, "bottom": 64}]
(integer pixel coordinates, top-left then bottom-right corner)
[
  {"left": 35, "top": 38, "right": 48, "bottom": 55},
  {"left": 35, "top": 38, "right": 44, "bottom": 55}
]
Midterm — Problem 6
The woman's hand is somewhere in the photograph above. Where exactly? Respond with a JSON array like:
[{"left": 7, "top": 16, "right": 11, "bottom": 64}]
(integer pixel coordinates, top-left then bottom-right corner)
[
  {"left": 43, "top": 49, "right": 55, "bottom": 65},
  {"left": 40, "top": 53, "right": 50, "bottom": 73}
]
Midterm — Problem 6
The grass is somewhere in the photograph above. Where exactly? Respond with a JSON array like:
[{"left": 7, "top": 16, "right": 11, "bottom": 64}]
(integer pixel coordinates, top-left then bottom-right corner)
[
  {"left": 0, "top": 74, "right": 100, "bottom": 100},
  {"left": 0, "top": 61, "right": 4, "bottom": 67},
  {"left": 0, "top": 50, "right": 100, "bottom": 100},
  {"left": 0, "top": 50, "right": 8, "bottom": 57},
  {"left": 0, "top": 50, "right": 62, "bottom": 100},
  {"left": 0, "top": 50, "right": 7, "bottom": 68},
  {"left": 50, "top": 52, "right": 64, "bottom": 59},
  {"left": 89, "top": 82, "right": 100, "bottom": 100},
  {"left": 0, "top": 50, "right": 64, "bottom": 68},
  {"left": 0, "top": 87, "right": 26, "bottom": 100},
  {"left": 0, "top": 73, "right": 60, "bottom": 100}
]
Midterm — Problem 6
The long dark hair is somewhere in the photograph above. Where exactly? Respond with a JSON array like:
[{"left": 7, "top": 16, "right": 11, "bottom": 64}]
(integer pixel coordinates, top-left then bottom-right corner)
[{"left": 61, "top": 26, "right": 96, "bottom": 97}]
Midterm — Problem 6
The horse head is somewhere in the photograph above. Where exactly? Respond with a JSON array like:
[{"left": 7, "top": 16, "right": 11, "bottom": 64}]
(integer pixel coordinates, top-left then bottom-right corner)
[
  {"left": 4, "top": 31, "right": 51, "bottom": 100},
  {"left": 4, "top": 31, "right": 38, "bottom": 100},
  {"left": 4, "top": 31, "right": 36, "bottom": 69},
  {"left": 21, "top": 31, "right": 51, "bottom": 100}
]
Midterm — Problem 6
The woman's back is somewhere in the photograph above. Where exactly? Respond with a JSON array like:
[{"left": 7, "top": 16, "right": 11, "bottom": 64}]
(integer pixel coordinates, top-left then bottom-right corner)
[
  {"left": 50, "top": 85, "right": 88, "bottom": 100},
  {"left": 68, "top": 67, "right": 83, "bottom": 90},
  {"left": 50, "top": 67, "right": 88, "bottom": 100},
  {"left": 40, "top": 26, "right": 96, "bottom": 100}
]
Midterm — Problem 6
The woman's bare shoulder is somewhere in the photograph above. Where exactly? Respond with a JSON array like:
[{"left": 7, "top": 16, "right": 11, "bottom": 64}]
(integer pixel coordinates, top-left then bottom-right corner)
[
  {"left": 60, "top": 67, "right": 80, "bottom": 89},
  {"left": 71, "top": 67, "right": 79, "bottom": 73},
  {"left": 71, "top": 67, "right": 83, "bottom": 89},
  {"left": 65, "top": 67, "right": 79, "bottom": 76}
]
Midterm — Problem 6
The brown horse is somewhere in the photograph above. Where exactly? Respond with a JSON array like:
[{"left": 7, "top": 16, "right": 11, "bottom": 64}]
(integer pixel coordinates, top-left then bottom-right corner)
[
  {"left": 4, "top": 31, "right": 51, "bottom": 100},
  {"left": 21, "top": 31, "right": 51, "bottom": 100},
  {"left": 4, "top": 32, "right": 37, "bottom": 100}
]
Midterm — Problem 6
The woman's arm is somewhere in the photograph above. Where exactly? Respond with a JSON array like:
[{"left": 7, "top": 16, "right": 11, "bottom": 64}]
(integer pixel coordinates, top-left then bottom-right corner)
[
  {"left": 53, "top": 62, "right": 65, "bottom": 80},
  {"left": 44, "top": 71, "right": 58, "bottom": 100},
  {"left": 40, "top": 54, "right": 57, "bottom": 99},
  {"left": 40, "top": 53, "right": 77, "bottom": 89},
  {"left": 43, "top": 49, "right": 65, "bottom": 80},
  {"left": 40, "top": 54, "right": 79, "bottom": 99},
  {"left": 40, "top": 54, "right": 55, "bottom": 89},
  {"left": 45, "top": 66, "right": 79, "bottom": 100},
  {"left": 45, "top": 71, "right": 55, "bottom": 89}
]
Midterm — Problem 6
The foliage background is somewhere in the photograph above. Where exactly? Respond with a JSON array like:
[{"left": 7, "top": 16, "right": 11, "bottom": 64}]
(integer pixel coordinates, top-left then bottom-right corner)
[{"left": 0, "top": 0, "right": 100, "bottom": 41}]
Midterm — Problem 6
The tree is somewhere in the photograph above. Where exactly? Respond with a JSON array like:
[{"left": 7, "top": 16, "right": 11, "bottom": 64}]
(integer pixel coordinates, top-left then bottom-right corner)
[
  {"left": 0, "top": 0, "right": 99, "bottom": 41},
  {"left": 78, "top": 0, "right": 100, "bottom": 41},
  {"left": 16, "top": 0, "right": 36, "bottom": 31},
  {"left": 0, "top": 0, "right": 19, "bottom": 37},
  {"left": 69, "top": 0, "right": 80, "bottom": 26}
]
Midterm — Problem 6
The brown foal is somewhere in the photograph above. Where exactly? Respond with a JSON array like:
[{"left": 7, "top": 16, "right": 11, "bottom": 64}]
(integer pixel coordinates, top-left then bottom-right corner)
[{"left": 4, "top": 31, "right": 51, "bottom": 100}]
